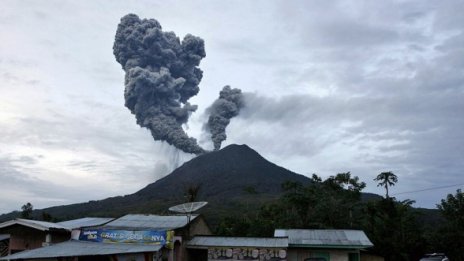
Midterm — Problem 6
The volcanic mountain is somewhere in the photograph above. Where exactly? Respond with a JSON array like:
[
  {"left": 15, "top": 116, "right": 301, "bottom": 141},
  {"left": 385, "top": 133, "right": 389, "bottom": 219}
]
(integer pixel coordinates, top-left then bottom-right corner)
[
  {"left": 135, "top": 144, "right": 310, "bottom": 200},
  {"left": 0, "top": 144, "right": 312, "bottom": 223}
]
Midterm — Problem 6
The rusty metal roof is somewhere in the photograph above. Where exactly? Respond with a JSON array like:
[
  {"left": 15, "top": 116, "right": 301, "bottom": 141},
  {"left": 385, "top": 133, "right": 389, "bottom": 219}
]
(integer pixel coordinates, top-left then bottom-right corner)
[
  {"left": 0, "top": 240, "right": 162, "bottom": 260},
  {"left": 274, "top": 229, "right": 373, "bottom": 248},
  {"left": 188, "top": 236, "right": 288, "bottom": 248}
]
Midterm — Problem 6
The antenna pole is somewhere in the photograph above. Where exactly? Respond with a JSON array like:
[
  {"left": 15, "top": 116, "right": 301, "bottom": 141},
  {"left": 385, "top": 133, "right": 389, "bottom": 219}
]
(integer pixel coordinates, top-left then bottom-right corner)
[{"left": 186, "top": 212, "right": 191, "bottom": 239}]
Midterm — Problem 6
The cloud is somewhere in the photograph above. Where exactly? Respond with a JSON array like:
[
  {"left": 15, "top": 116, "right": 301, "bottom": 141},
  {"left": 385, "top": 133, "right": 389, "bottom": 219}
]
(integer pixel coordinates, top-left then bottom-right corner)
[
  {"left": 1, "top": 0, "right": 463, "bottom": 212},
  {"left": 224, "top": 18, "right": 464, "bottom": 206}
]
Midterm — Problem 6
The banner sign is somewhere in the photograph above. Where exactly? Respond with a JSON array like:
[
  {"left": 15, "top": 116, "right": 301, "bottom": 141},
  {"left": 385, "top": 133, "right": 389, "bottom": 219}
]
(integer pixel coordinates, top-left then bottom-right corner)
[{"left": 79, "top": 229, "right": 173, "bottom": 247}]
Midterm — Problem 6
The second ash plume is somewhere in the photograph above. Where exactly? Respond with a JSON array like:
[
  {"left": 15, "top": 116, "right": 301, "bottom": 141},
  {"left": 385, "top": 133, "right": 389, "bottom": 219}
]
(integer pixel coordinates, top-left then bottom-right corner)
[
  {"left": 205, "top": 86, "right": 244, "bottom": 150},
  {"left": 113, "top": 14, "right": 205, "bottom": 154}
]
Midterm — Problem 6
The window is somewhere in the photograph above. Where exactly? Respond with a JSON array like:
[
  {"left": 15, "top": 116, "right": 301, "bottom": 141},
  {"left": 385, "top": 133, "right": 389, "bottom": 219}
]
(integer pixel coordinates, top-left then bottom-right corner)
[
  {"left": 349, "top": 253, "right": 360, "bottom": 261},
  {"left": 305, "top": 252, "right": 330, "bottom": 261}
]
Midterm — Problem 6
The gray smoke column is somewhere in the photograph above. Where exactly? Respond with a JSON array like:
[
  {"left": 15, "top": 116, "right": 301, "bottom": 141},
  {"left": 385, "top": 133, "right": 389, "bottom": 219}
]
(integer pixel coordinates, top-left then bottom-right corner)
[
  {"left": 113, "top": 14, "right": 205, "bottom": 154},
  {"left": 206, "top": 86, "right": 244, "bottom": 150}
]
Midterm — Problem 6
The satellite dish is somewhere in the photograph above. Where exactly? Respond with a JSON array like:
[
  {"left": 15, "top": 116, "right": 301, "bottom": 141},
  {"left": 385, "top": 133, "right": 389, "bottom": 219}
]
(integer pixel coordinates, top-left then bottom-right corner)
[
  {"left": 169, "top": 201, "right": 208, "bottom": 238},
  {"left": 169, "top": 202, "right": 208, "bottom": 213}
]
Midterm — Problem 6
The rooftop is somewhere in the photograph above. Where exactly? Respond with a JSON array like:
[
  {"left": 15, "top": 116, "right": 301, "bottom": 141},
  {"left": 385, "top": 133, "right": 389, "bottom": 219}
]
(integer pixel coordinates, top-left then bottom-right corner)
[
  {"left": 0, "top": 240, "right": 162, "bottom": 260},
  {"left": 188, "top": 236, "right": 288, "bottom": 249},
  {"left": 274, "top": 229, "right": 373, "bottom": 249},
  {"left": 103, "top": 214, "right": 198, "bottom": 230},
  {"left": 0, "top": 219, "right": 70, "bottom": 232},
  {"left": 57, "top": 217, "right": 114, "bottom": 229}
]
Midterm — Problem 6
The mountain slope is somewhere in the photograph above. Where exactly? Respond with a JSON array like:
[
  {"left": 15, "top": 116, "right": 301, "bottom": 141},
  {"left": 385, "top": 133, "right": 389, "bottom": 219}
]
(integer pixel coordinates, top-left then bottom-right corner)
[
  {"left": 0, "top": 144, "right": 312, "bottom": 223},
  {"left": 135, "top": 144, "right": 311, "bottom": 200}
]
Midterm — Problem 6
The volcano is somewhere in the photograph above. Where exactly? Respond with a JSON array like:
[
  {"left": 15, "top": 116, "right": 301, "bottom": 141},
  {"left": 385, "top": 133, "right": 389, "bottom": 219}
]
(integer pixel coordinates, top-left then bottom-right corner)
[
  {"left": 135, "top": 144, "right": 310, "bottom": 200},
  {"left": 0, "top": 144, "right": 312, "bottom": 224}
]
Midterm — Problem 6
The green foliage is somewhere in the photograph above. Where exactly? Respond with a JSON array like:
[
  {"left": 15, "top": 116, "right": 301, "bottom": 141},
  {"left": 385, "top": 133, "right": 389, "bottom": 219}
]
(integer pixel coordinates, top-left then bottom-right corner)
[
  {"left": 242, "top": 186, "right": 258, "bottom": 195},
  {"left": 431, "top": 189, "right": 464, "bottom": 261},
  {"left": 20, "top": 202, "right": 33, "bottom": 219},
  {"left": 41, "top": 212, "right": 55, "bottom": 222},
  {"left": 216, "top": 172, "right": 366, "bottom": 236},
  {"left": 373, "top": 171, "right": 398, "bottom": 198},
  {"left": 438, "top": 189, "right": 464, "bottom": 225},
  {"left": 184, "top": 184, "right": 201, "bottom": 202},
  {"left": 362, "top": 198, "right": 425, "bottom": 261},
  {"left": 216, "top": 172, "right": 456, "bottom": 261}
]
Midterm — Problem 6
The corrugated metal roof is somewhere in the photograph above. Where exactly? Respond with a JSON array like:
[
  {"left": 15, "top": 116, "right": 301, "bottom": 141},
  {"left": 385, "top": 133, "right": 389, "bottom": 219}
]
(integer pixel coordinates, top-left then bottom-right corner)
[
  {"left": 274, "top": 229, "right": 373, "bottom": 248},
  {"left": 188, "top": 236, "right": 288, "bottom": 248},
  {"left": 0, "top": 234, "right": 9, "bottom": 241},
  {"left": 0, "top": 240, "right": 162, "bottom": 260},
  {"left": 0, "top": 219, "right": 70, "bottom": 232},
  {"left": 104, "top": 214, "right": 197, "bottom": 230},
  {"left": 58, "top": 217, "right": 115, "bottom": 229}
]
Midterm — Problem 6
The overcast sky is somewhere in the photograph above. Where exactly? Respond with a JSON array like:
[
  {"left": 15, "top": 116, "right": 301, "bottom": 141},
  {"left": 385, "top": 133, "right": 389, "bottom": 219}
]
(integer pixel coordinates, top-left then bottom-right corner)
[{"left": 1, "top": 0, "right": 463, "bottom": 214}]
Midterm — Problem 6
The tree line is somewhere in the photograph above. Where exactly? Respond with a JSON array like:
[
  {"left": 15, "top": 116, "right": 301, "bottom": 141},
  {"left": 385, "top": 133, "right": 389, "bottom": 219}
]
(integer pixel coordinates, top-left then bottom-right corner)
[{"left": 216, "top": 172, "right": 464, "bottom": 261}]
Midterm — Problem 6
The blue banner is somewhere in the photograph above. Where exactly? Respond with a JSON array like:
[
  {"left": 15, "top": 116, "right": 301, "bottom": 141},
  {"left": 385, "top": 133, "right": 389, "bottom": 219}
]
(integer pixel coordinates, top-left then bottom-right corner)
[{"left": 79, "top": 229, "right": 173, "bottom": 246}]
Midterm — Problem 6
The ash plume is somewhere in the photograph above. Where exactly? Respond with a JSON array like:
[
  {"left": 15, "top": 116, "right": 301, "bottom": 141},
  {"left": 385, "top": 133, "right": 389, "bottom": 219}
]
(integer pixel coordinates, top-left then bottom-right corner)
[
  {"left": 113, "top": 14, "right": 205, "bottom": 154},
  {"left": 206, "top": 86, "right": 244, "bottom": 150}
]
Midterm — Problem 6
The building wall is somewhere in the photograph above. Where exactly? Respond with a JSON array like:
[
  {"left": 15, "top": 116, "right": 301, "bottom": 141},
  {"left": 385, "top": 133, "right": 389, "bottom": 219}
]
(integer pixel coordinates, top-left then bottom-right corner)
[
  {"left": 189, "top": 217, "right": 213, "bottom": 237},
  {"left": 330, "top": 250, "right": 352, "bottom": 261},
  {"left": 360, "top": 254, "right": 384, "bottom": 261},
  {"left": 178, "top": 216, "right": 212, "bottom": 261},
  {"left": 287, "top": 248, "right": 360, "bottom": 261},
  {"left": 206, "top": 247, "right": 287, "bottom": 261},
  {"left": 0, "top": 225, "right": 69, "bottom": 254},
  {"left": 0, "top": 239, "right": 9, "bottom": 257}
]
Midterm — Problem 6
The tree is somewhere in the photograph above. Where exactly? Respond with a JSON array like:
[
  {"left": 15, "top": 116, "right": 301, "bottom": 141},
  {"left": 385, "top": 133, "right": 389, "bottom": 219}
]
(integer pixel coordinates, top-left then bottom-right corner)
[
  {"left": 374, "top": 171, "right": 398, "bottom": 198},
  {"left": 41, "top": 212, "right": 54, "bottom": 222},
  {"left": 433, "top": 189, "right": 464, "bottom": 261},
  {"left": 438, "top": 189, "right": 464, "bottom": 225},
  {"left": 21, "top": 202, "right": 33, "bottom": 219},
  {"left": 184, "top": 184, "right": 201, "bottom": 202},
  {"left": 362, "top": 198, "right": 424, "bottom": 261},
  {"left": 216, "top": 172, "right": 368, "bottom": 236}
]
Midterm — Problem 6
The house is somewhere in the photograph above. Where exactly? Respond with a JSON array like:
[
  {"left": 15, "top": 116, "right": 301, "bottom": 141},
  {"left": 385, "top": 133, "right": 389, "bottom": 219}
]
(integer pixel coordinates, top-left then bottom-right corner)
[
  {"left": 57, "top": 217, "right": 115, "bottom": 240},
  {"left": 0, "top": 216, "right": 373, "bottom": 261},
  {"left": 0, "top": 218, "right": 71, "bottom": 255},
  {"left": 274, "top": 229, "right": 374, "bottom": 261},
  {"left": 187, "top": 236, "right": 289, "bottom": 261},
  {"left": 0, "top": 214, "right": 212, "bottom": 261},
  {"left": 0, "top": 234, "right": 9, "bottom": 257},
  {"left": 99, "top": 214, "right": 212, "bottom": 261},
  {"left": 0, "top": 217, "right": 115, "bottom": 257},
  {"left": 184, "top": 229, "right": 373, "bottom": 261}
]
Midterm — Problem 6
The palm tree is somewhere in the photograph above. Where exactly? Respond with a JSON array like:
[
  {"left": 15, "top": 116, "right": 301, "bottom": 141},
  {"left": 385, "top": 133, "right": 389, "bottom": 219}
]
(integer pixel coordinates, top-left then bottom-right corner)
[
  {"left": 21, "top": 202, "right": 33, "bottom": 219},
  {"left": 184, "top": 184, "right": 201, "bottom": 202},
  {"left": 374, "top": 171, "right": 398, "bottom": 198}
]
